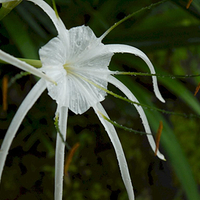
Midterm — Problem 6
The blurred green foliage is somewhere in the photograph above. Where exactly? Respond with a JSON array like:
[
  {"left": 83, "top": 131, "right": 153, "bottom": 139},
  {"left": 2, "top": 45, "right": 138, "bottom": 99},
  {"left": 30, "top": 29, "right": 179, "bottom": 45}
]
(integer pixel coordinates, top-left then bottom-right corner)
[{"left": 0, "top": 0, "right": 200, "bottom": 199}]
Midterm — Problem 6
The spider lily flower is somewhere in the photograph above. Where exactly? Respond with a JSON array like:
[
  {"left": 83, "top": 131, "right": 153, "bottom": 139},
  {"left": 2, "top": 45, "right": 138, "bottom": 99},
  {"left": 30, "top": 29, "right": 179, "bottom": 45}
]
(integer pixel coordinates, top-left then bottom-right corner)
[{"left": 0, "top": 0, "right": 165, "bottom": 200}]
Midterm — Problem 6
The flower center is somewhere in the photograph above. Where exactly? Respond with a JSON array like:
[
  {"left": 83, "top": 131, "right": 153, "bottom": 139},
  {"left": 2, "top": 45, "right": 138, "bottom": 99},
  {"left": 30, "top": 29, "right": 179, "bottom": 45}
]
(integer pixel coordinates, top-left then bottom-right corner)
[{"left": 63, "top": 63, "right": 71, "bottom": 74}]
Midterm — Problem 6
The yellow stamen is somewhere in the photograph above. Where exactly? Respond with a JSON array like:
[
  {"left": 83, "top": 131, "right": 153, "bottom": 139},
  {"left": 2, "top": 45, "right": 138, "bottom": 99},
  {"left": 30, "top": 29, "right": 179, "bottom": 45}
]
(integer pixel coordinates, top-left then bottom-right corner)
[
  {"left": 2, "top": 75, "right": 8, "bottom": 111},
  {"left": 64, "top": 143, "right": 80, "bottom": 176},
  {"left": 186, "top": 0, "right": 193, "bottom": 9},
  {"left": 194, "top": 82, "right": 200, "bottom": 96},
  {"left": 63, "top": 63, "right": 72, "bottom": 73},
  {"left": 155, "top": 121, "right": 163, "bottom": 156}
]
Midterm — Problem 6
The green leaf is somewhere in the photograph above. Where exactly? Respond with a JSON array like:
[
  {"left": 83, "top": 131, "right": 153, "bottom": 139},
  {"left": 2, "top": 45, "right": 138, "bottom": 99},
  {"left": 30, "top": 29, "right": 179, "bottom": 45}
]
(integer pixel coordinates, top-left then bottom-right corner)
[
  {"left": 0, "top": 0, "right": 22, "bottom": 20},
  {"left": 2, "top": 10, "right": 38, "bottom": 59},
  {"left": 117, "top": 74, "right": 200, "bottom": 200}
]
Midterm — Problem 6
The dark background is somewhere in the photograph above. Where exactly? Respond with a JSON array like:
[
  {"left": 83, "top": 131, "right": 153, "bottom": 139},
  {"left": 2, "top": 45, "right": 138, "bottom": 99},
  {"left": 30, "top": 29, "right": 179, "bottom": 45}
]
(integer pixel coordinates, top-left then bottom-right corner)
[{"left": 0, "top": 0, "right": 200, "bottom": 199}]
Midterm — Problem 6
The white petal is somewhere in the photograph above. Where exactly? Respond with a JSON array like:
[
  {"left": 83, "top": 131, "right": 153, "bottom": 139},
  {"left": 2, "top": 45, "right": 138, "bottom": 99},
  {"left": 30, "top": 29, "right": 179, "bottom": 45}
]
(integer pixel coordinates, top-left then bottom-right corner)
[
  {"left": 40, "top": 25, "right": 114, "bottom": 115},
  {"left": 0, "top": 50, "right": 55, "bottom": 83},
  {"left": 0, "top": 79, "right": 46, "bottom": 181},
  {"left": 93, "top": 102, "right": 135, "bottom": 200},
  {"left": 67, "top": 25, "right": 97, "bottom": 61},
  {"left": 55, "top": 106, "right": 68, "bottom": 200},
  {"left": 67, "top": 73, "right": 107, "bottom": 114},
  {"left": 106, "top": 44, "right": 165, "bottom": 103},
  {"left": 66, "top": 26, "right": 114, "bottom": 66},
  {"left": 0, "top": 0, "right": 20, "bottom": 2},
  {"left": 0, "top": 0, "right": 66, "bottom": 35},
  {"left": 28, "top": 0, "right": 66, "bottom": 35},
  {"left": 47, "top": 71, "right": 108, "bottom": 114},
  {"left": 108, "top": 75, "right": 165, "bottom": 160},
  {"left": 40, "top": 26, "right": 113, "bottom": 72},
  {"left": 39, "top": 36, "right": 67, "bottom": 67}
]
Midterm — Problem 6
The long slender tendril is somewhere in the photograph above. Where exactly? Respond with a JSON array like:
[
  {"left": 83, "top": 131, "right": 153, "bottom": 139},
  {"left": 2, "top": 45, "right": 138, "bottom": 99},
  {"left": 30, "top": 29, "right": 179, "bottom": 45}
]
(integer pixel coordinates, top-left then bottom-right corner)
[
  {"left": 98, "top": 111, "right": 152, "bottom": 135},
  {"left": 115, "top": 71, "right": 200, "bottom": 79},
  {"left": 8, "top": 72, "right": 30, "bottom": 87}
]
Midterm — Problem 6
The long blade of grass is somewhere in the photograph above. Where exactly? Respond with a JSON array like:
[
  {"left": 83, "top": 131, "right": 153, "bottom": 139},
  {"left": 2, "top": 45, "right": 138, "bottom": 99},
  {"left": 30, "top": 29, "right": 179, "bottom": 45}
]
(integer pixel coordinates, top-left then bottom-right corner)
[
  {"left": 2, "top": 10, "right": 38, "bottom": 59},
  {"left": 119, "top": 74, "right": 200, "bottom": 200}
]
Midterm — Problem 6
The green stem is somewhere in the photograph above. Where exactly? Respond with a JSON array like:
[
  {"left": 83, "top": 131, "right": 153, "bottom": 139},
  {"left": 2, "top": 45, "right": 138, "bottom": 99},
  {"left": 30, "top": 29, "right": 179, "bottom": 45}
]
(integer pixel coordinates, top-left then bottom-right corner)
[
  {"left": 54, "top": 114, "right": 71, "bottom": 150},
  {"left": 115, "top": 71, "right": 200, "bottom": 79},
  {"left": 71, "top": 71, "right": 200, "bottom": 119},
  {"left": 100, "top": 0, "right": 168, "bottom": 40},
  {"left": 0, "top": 58, "right": 42, "bottom": 68},
  {"left": 20, "top": 58, "right": 42, "bottom": 68},
  {"left": 98, "top": 111, "right": 151, "bottom": 135},
  {"left": 8, "top": 71, "right": 30, "bottom": 87},
  {"left": 52, "top": 0, "right": 59, "bottom": 18}
]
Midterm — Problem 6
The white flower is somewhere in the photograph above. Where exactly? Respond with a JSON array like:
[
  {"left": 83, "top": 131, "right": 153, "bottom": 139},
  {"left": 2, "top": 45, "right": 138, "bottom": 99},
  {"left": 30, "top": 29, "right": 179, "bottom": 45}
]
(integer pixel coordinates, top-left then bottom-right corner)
[{"left": 0, "top": 1, "right": 165, "bottom": 200}]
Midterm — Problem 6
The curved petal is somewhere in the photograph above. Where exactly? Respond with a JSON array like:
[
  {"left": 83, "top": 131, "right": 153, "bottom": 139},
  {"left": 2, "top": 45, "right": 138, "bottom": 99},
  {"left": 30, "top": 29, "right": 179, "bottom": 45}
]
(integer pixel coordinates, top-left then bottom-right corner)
[
  {"left": 93, "top": 102, "right": 135, "bottom": 200},
  {"left": 0, "top": 79, "right": 46, "bottom": 181},
  {"left": 0, "top": 50, "right": 55, "bottom": 83},
  {"left": 55, "top": 106, "right": 68, "bottom": 200},
  {"left": 0, "top": 0, "right": 66, "bottom": 35},
  {"left": 105, "top": 44, "right": 165, "bottom": 103},
  {"left": 0, "top": 0, "right": 20, "bottom": 3},
  {"left": 28, "top": 0, "right": 66, "bottom": 35},
  {"left": 40, "top": 25, "right": 113, "bottom": 69},
  {"left": 0, "top": 0, "right": 20, "bottom": 2},
  {"left": 108, "top": 75, "right": 165, "bottom": 160}
]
